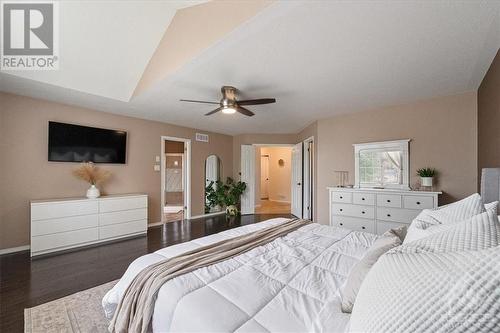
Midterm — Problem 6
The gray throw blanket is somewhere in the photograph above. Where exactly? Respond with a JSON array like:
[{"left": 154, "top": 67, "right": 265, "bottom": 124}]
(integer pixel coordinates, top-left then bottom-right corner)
[{"left": 109, "top": 218, "right": 311, "bottom": 333}]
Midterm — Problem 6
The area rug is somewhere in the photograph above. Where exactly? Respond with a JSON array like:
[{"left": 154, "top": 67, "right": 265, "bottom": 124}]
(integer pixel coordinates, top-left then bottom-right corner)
[{"left": 24, "top": 280, "right": 118, "bottom": 333}]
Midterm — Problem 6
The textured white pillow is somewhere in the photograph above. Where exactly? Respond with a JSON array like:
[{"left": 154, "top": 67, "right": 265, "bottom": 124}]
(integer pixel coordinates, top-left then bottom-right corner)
[
  {"left": 340, "top": 229, "right": 402, "bottom": 313},
  {"left": 349, "top": 246, "right": 500, "bottom": 333},
  {"left": 404, "top": 194, "right": 489, "bottom": 244},
  {"left": 393, "top": 210, "right": 500, "bottom": 253}
]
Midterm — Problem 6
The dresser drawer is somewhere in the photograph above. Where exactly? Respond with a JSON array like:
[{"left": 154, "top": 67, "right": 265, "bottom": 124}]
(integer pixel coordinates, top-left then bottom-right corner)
[
  {"left": 352, "top": 193, "right": 375, "bottom": 205},
  {"left": 31, "top": 228, "right": 98, "bottom": 253},
  {"left": 403, "top": 195, "right": 434, "bottom": 209},
  {"left": 377, "top": 207, "right": 420, "bottom": 223},
  {"left": 99, "top": 196, "right": 147, "bottom": 213},
  {"left": 332, "top": 203, "right": 375, "bottom": 219},
  {"left": 376, "top": 194, "right": 402, "bottom": 208},
  {"left": 99, "top": 208, "right": 147, "bottom": 226},
  {"left": 332, "top": 216, "right": 375, "bottom": 233},
  {"left": 99, "top": 219, "right": 146, "bottom": 240},
  {"left": 31, "top": 200, "right": 98, "bottom": 221},
  {"left": 32, "top": 214, "right": 98, "bottom": 236},
  {"left": 376, "top": 220, "right": 407, "bottom": 235},
  {"left": 332, "top": 192, "right": 352, "bottom": 203}
]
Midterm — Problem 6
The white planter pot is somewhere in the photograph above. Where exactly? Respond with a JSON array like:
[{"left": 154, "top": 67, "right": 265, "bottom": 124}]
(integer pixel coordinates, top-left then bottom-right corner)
[
  {"left": 86, "top": 184, "right": 100, "bottom": 199},
  {"left": 421, "top": 177, "right": 433, "bottom": 187}
]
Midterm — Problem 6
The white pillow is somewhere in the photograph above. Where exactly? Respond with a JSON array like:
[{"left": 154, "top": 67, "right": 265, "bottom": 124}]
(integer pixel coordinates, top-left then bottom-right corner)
[
  {"left": 349, "top": 246, "right": 500, "bottom": 333},
  {"left": 393, "top": 210, "right": 500, "bottom": 253},
  {"left": 404, "top": 194, "right": 489, "bottom": 244},
  {"left": 340, "top": 228, "right": 402, "bottom": 313}
]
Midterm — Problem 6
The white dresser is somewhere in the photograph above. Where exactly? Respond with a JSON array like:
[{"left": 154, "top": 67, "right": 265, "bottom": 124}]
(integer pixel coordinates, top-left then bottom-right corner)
[
  {"left": 328, "top": 188, "right": 441, "bottom": 235},
  {"left": 30, "top": 194, "right": 148, "bottom": 257}
]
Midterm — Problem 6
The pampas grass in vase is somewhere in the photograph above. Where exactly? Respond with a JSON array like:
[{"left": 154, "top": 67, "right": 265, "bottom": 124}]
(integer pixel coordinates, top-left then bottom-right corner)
[{"left": 73, "top": 162, "right": 111, "bottom": 198}]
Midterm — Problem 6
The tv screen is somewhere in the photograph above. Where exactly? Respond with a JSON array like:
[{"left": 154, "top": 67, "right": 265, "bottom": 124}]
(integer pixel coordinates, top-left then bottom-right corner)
[{"left": 48, "top": 121, "right": 127, "bottom": 164}]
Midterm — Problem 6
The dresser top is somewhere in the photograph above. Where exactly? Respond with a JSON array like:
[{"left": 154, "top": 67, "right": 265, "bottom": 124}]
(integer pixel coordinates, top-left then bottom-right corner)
[
  {"left": 31, "top": 193, "right": 147, "bottom": 204},
  {"left": 327, "top": 187, "right": 442, "bottom": 195}
]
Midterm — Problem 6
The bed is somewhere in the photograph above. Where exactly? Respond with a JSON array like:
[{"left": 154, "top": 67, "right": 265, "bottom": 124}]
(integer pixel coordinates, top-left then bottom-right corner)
[
  {"left": 104, "top": 169, "right": 500, "bottom": 333},
  {"left": 102, "top": 218, "right": 378, "bottom": 332}
]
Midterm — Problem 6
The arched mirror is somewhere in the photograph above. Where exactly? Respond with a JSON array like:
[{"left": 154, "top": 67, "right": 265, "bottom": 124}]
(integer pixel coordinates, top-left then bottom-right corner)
[{"left": 205, "top": 155, "right": 223, "bottom": 213}]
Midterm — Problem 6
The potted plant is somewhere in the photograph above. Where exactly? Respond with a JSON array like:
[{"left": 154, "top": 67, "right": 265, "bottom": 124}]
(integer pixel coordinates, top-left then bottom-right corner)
[
  {"left": 73, "top": 162, "right": 111, "bottom": 198},
  {"left": 205, "top": 177, "right": 246, "bottom": 216},
  {"left": 416, "top": 167, "right": 437, "bottom": 187}
]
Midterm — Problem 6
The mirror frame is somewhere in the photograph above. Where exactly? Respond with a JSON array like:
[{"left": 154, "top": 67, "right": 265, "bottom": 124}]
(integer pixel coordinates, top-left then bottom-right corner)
[
  {"left": 204, "top": 154, "right": 223, "bottom": 213},
  {"left": 353, "top": 139, "right": 410, "bottom": 190}
]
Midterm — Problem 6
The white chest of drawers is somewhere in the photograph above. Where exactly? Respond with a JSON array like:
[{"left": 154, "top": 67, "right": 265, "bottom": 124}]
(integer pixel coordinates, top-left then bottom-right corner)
[
  {"left": 30, "top": 194, "right": 148, "bottom": 257},
  {"left": 328, "top": 188, "right": 440, "bottom": 235}
]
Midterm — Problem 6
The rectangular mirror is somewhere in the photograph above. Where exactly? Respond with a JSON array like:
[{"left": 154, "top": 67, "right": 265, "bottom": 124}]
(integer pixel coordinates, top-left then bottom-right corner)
[{"left": 354, "top": 140, "right": 410, "bottom": 190}]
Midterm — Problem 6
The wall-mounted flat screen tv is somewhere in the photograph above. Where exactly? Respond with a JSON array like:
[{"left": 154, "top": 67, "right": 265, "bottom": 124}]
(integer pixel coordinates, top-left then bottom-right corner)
[{"left": 48, "top": 121, "right": 127, "bottom": 164}]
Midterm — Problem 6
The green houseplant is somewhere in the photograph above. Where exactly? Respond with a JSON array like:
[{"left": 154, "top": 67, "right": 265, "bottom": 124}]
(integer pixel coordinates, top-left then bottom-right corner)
[
  {"left": 416, "top": 167, "right": 437, "bottom": 187},
  {"left": 205, "top": 177, "right": 247, "bottom": 215}
]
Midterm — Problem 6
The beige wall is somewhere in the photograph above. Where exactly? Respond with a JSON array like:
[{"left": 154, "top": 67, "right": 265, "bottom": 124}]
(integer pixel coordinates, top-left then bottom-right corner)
[
  {"left": 0, "top": 92, "right": 233, "bottom": 250},
  {"left": 478, "top": 49, "right": 500, "bottom": 180},
  {"left": 316, "top": 92, "right": 478, "bottom": 225},
  {"left": 260, "top": 147, "right": 292, "bottom": 202}
]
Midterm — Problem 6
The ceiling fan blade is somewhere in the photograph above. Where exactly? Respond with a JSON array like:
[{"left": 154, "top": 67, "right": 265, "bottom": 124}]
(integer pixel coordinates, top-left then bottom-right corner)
[
  {"left": 236, "top": 106, "right": 255, "bottom": 117},
  {"left": 237, "top": 98, "right": 276, "bottom": 106},
  {"left": 205, "top": 106, "right": 224, "bottom": 116},
  {"left": 180, "top": 99, "right": 220, "bottom": 105}
]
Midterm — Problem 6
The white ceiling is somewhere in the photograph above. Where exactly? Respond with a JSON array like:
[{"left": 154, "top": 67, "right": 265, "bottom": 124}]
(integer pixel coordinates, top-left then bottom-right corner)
[
  {"left": 1, "top": 0, "right": 205, "bottom": 101},
  {"left": 1, "top": 0, "right": 499, "bottom": 135}
]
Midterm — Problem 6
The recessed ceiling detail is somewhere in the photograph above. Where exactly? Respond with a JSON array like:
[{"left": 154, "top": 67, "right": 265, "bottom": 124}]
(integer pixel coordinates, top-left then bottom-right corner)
[{"left": 1, "top": 1, "right": 499, "bottom": 135}]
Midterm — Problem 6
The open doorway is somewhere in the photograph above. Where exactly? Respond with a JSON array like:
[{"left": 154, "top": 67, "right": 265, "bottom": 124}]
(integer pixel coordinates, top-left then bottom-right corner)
[
  {"left": 161, "top": 136, "right": 191, "bottom": 223},
  {"left": 255, "top": 146, "right": 292, "bottom": 214}
]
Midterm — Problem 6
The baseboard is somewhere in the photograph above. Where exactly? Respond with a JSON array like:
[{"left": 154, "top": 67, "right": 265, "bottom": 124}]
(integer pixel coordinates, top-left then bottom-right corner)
[
  {"left": 190, "top": 211, "right": 225, "bottom": 219},
  {"left": 148, "top": 211, "right": 226, "bottom": 228},
  {"left": 0, "top": 245, "right": 30, "bottom": 255}
]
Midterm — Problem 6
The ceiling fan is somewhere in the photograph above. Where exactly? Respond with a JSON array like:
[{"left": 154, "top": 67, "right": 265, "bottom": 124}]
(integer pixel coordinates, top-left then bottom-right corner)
[{"left": 180, "top": 86, "right": 276, "bottom": 117}]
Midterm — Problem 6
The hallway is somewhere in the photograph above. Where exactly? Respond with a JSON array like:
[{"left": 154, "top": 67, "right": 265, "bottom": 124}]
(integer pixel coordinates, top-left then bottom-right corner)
[{"left": 255, "top": 199, "right": 291, "bottom": 214}]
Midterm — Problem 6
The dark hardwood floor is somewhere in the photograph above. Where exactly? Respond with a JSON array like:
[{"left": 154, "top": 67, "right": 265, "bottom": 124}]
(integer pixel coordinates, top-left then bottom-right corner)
[{"left": 0, "top": 213, "right": 291, "bottom": 332}]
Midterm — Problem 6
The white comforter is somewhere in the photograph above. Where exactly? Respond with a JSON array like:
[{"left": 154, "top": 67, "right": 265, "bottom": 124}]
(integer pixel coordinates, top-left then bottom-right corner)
[{"left": 103, "top": 218, "right": 378, "bottom": 332}]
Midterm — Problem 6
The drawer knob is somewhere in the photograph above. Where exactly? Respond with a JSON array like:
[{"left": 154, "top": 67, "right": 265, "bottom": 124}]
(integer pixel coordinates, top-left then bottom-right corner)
[
  {"left": 340, "top": 196, "right": 343, "bottom": 199},
  {"left": 362, "top": 226, "right": 366, "bottom": 230},
  {"left": 387, "top": 199, "right": 391, "bottom": 203},
  {"left": 362, "top": 211, "right": 366, "bottom": 214},
  {"left": 339, "top": 209, "right": 343, "bottom": 212},
  {"left": 362, "top": 197, "right": 365, "bottom": 201},
  {"left": 340, "top": 223, "right": 343, "bottom": 226},
  {"left": 387, "top": 214, "right": 391, "bottom": 217},
  {"left": 416, "top": 201, "right": 421, "bottom": 205}
]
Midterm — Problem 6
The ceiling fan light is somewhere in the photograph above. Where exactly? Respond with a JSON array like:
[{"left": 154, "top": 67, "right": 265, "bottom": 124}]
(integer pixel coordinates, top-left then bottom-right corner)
[{"left": 222, "top": 107, "right": 236, "bottom": 114}]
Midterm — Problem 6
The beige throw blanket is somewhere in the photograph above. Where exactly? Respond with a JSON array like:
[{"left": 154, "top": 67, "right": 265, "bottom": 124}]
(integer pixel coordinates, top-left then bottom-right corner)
[{"left": 109, "top": 218, "right": 311, "bottom": 333}]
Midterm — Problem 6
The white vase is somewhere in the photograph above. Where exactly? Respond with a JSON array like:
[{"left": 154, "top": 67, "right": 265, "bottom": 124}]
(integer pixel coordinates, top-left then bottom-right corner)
[
  {"left": 421, "top": 177, "right": 433, "bottom": 187},
  {"left": 86, "top": 184, "right": 100, "bottom": 199}
]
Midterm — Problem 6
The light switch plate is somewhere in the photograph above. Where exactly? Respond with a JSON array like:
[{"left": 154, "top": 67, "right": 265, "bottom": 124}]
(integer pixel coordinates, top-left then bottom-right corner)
[
  {"left": 154, "top": 165, "right": 160, "bottom": 171},
  {"left": 155, "top": 155, "right": 160, "bottom": 162}
]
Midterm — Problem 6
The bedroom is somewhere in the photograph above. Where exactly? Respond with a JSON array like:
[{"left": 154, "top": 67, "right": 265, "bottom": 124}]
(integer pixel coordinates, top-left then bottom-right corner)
[{"left": 0, "top": 0, "right": 499, "bottom": 332}]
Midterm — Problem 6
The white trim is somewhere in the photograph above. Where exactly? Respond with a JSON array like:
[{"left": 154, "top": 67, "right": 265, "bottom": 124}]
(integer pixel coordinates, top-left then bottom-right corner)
[
  {"left": 161, "top": 136, "right": 191, "bottom": 220},
  {"left": 303, "top": 136, "right": 314, "bottom": 220},
  {"left": 0, "top": 245, "right": 30, "bottom": 255},
  {"left": 190, "top": 211, "right": 225, "bottom": 219},
  {"left": 268, "top": 199, "right": 291, "bottom": 204},
  {"left": 253, "top": 143, "right": 295, "bottom": 147},
  {"left": 353, "top": 139, "right": 411, "bottom": 191}
]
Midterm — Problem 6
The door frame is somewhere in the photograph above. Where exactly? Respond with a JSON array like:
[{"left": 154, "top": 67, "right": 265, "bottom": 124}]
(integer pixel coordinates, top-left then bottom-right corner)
[
  {"left": 240, "top": 143, "right": 295, "bottom": 215},
  {"left": 303, "top": 136, "right": 314, "bottom": 220},
  {"left": 161, "top": 136, "right": 191, "bottom": 220}
]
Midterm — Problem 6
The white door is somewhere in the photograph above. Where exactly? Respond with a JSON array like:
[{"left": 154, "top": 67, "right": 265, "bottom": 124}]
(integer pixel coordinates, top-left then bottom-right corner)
[
  {"left": 291, "top": 142, "right": 303, "bottom": 218},
  {"left": 240, "top": 145, "right": 255, "bottom": 215},
  {"left": 260, "top": 155, "right": 269, "bottom": 199}
]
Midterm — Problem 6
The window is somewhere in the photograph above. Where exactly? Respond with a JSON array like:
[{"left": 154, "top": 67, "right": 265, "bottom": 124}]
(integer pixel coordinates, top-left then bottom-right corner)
[{"left": 354, "top": 140, "right": 410, "bottom": 190}]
